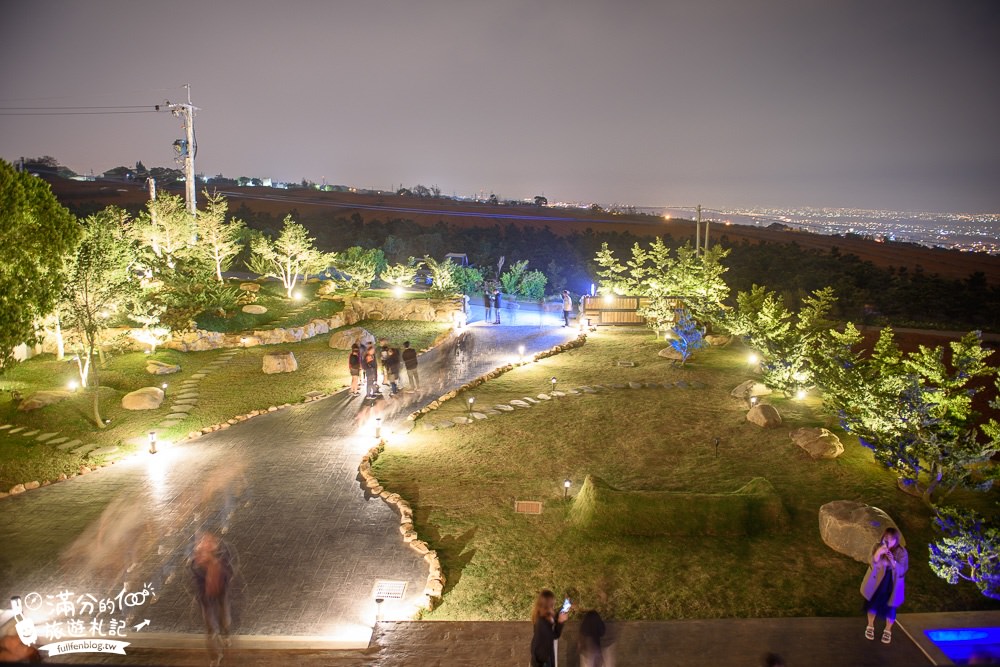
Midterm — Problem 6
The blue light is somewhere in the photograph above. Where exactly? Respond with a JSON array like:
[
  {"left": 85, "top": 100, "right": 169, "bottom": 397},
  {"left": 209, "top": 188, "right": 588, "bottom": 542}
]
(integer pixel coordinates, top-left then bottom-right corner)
[{"left": 927, "top": 630, "right": 989, "bottom": 642}]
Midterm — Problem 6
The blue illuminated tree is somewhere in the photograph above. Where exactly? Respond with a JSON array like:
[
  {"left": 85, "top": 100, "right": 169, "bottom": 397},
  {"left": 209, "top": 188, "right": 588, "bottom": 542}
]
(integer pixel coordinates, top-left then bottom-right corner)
[
  {"left": 929, "top": 505, "right": 1000, "bottom": 600},
  {"left": 669, "top": 309, "right": 706, "bottom": 365}
]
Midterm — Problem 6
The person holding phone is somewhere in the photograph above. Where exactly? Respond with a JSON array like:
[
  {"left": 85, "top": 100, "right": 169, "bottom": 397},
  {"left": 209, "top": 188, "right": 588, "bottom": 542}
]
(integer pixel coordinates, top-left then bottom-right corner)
[
  {"left": 860, "top": 527, "right": 908, "bottom": 644},
  {"left": 530, "top": 589, "right": 569, "bottom": 667}
]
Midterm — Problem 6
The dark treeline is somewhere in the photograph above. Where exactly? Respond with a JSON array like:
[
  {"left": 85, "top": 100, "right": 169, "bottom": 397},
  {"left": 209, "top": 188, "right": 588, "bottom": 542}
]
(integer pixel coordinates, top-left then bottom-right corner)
[{"left": 66, "top": 198, "right": 1000, "bottom": 332}]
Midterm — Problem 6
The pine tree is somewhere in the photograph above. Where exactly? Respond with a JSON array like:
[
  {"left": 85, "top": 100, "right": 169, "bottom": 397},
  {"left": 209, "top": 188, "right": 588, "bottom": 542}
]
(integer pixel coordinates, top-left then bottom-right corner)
[{"left": 249, "top": 216, "right": 333, "bottom": 298}]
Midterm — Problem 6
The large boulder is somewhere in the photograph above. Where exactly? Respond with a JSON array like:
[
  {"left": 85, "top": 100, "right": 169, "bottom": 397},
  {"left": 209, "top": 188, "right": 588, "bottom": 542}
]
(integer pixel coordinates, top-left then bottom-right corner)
[
  {"left": 122, "top": 387, "right": 165, "bottom": 410},
  {"left": 18, "top": 390, "right": 72, "bottom": 412},
  {"left": 242, "top": 304, "right": 268, "bottom": 315},
  {"left": 791, "top": 427, "right": 844, "bottom": 459},
  {"left": 819, "top": 500, "right": 903, "bottom": 562},
  {"left": 657, "top": 347, "right": 683, "bottom": 360},
  {"left": 328, "top": 327, "right": 375, "bottom": 350},
  {"left": 731, "top": 380, "right": 772, "bottom": 400},
  {"left": 263, "top": 351, "right": 298, "bottom": 374},
  {"left": 746, "top": 404, "right": 782, "bottom": 428},
  {"left": 145, "top": 359, "right": 180, "bottom": 375}
]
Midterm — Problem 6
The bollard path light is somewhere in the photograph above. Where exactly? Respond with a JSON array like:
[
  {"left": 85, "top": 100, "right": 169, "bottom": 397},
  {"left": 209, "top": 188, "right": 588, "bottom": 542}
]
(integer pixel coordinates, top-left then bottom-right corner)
[
  {"left": 551, "top": 377, "right": 558, "bottom": 393},
  {"left": 468, "top": 396, "right": 475, "bottom": 414},
  {"left": 747, "top": 352, "right": 759, "bottom": 366},
  {"left": 374, "top": 417, "right": 382, "bottom": 439},
  {"left": 67, "top": 379, "right": 79, "bottom": 392},
  {"left": 161, "top": 382, "right": 168, "bottom": 396},
  {"left": 563, "top": 478, "right": 572, "bottom": 499},
  {"left": 518, "top": 344, "right": 525, "bottom": 361},
  {"left": 148, "top": 431, "right": 157, "bottom": 454}
]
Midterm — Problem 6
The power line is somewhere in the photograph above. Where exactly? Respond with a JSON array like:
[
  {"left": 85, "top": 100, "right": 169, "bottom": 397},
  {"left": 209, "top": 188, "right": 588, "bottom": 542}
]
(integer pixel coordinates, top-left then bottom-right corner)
[
  {"left": 0, "top": 109, "right": 162, "bottom": 116},
  {"left": 0, "top": 105, "right": 155, "bottom": 110}
]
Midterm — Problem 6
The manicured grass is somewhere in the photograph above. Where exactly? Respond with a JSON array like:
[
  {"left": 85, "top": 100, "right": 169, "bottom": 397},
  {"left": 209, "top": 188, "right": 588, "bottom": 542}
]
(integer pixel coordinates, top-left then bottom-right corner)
[
  {"left": 372, "top": 328, "right": 1000, "bottom": 621},
  {"left": 0, "top": 319, "right": 449, "bottom": 490},
  {"left": 194, "top": 280, "right": 345, "bottom": 333}
]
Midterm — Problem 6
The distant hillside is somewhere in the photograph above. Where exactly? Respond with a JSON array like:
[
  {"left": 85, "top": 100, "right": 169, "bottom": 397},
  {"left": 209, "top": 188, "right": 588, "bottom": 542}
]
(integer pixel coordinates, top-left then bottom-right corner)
[{"left": 45, "top": 175, "right": 1000, "bottom": 285}]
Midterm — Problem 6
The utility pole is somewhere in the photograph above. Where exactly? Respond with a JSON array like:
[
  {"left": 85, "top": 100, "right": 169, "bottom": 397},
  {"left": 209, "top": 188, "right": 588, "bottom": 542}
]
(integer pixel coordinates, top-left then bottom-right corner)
[
  {"left": 695, "top": 204, "right": 702, "bottom": 255},
  {"left": 704, "top": 212, "right": 711, "bottom": 253},
  {"left": 166, "top": 84, "right": 198, "bottom": 215}
]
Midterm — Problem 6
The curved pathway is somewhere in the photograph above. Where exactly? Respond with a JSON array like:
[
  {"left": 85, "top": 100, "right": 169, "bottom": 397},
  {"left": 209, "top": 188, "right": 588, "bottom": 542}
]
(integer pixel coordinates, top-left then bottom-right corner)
[{"left": 0, "top": 324, "right": 575, "bottom": 645}]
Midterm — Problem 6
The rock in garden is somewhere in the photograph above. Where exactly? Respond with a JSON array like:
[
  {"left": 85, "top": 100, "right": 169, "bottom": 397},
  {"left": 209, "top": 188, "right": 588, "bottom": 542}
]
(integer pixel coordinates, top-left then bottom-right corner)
[
  {"left": 746, "top": 404, "right": 781, "bottom": 428},
  {"left": 819, "top": 500, "right": 903, "bottom": 563},
  {"left": 17, "top": 390, "right": 72, "bottom": 412},
  {"left": 791, "top": 427, "right": 844, "bottom": 460},
  {"left": 121, "top": 387, "right": 165, "bottom": 410},
  {"left": 657, "top": 347, "right": 683, "bottom": 360},
  {"left": 145, "top": 359, "right": 180, "bottom": 375},
  {"left": 239, "top": 282, "right": 261, "bottom": 293},
  {"left": 242, "top": 304, "right": 268, "bottom": 315},
  {"left": 262, "top": 351, "right": 298, "bottom": 374},
  {"left": 705, "top": 334, "right": 731, "bottom": 346},
  {"left": 328, "top": 327, "right": 375, "bottom": 349},
  {"left": 731, "top": 380, "right": 772, "bottom": 399}
]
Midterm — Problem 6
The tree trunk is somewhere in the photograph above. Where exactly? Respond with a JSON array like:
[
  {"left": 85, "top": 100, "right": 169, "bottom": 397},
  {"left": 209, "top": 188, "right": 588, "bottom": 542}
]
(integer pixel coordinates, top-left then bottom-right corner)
[
  {"left": 55, "top": 315, "right": 65, "bottom": 360},
  {"left": 88, "top": 339, "right": 105, "bottom": 429}
]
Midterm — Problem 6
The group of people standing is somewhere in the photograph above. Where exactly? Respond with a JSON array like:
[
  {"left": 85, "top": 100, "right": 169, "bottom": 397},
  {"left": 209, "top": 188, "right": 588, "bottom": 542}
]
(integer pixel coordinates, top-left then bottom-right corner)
[
  {"left": 347, "top": 337, "right": 419, "bottom": 399},
  {"left": 482, "top": 288, "right": 502, "bottom": 324}
]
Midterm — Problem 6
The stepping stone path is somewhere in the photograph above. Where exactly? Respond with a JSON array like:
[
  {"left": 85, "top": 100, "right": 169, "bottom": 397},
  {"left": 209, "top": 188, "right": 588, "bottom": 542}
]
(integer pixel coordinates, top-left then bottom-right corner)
[
  {"left": 71, "top": 442, "right": 99, "bottom": 456},
  {"left": 471, "top": 412, "right": 488, "bottom": 420},
  {"left": 522, "top": 397, "right": 539, "bottom": 404},
  {"left": 21, "top": 429, "right": 40, "bottom": 437},
  {"left": 0, "top": 425, "right": 11, "bottom": 430},
  {"left": 551, "top": 390, "right": 567, "bottom": 397},
  {"left": 48, "top": 436, "right": 68, "bottom": 445},
  {"left": 156, "top": 349, "right": 238, "bottom": 428},
  {"left": 56, "top": 439, "right": 80, "bottom": 451},
  {"left": 90, "top": 446, "right": 119, "bottom": 457},
  {"left": 509, "top": 399, "right": 531, "bottom": 408},
  {"left": 7, "top": 427, "right": 24, "bottom": 434},
  {"left": 35, "top": 433, "right": 59, "bottom": 442},
  {"left": 452, "top": 416, "right": 472, "bottom": 425},
  {"left": 537, "top": 393, "right": 552, "bottom": 400},
  {"left": 494, "top": 404, "right": 514, "bottom": 412}
]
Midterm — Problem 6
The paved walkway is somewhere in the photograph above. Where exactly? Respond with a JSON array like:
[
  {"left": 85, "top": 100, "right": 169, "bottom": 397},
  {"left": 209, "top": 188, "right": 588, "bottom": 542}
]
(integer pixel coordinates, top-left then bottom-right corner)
[
  {"left": 0, "top": 323, "right": 576, "bottom": 646},
  {"left": 43, "top": 612, "right": 1000, "bottom": 665}
]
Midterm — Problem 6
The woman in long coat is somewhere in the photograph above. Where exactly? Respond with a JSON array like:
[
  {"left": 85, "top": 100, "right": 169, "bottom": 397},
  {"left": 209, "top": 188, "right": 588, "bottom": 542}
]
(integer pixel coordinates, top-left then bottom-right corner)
[{"left": 861, "top": 527, "right": 908, "bottom": 644}]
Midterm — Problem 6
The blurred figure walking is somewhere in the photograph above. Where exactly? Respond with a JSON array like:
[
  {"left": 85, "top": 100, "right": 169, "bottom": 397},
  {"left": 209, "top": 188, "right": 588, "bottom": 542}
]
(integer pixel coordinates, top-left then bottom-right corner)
[
  {"left": 190, "top": 532, "right": 233, "bottom": 667},
  {"left": 402, "top": 341, "right": 420, "bottom": 391},
  {"left": 579, "top": 609, "right": 607, "bottom": 667},
  {"left": 482, "top": 288, "right": 492, "bottom": 323},
  {"left": 362, "top": 345, "right": 379, "bottom": 398},
  {"left": 385, "top": 343, "right": 401, "bottom": 395}
]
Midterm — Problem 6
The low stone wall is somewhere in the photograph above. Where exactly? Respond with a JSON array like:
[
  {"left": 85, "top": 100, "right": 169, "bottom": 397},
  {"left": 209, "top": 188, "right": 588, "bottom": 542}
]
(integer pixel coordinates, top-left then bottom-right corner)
[{"left": 360, "top": 441, "right": 445, "bottom": 612}]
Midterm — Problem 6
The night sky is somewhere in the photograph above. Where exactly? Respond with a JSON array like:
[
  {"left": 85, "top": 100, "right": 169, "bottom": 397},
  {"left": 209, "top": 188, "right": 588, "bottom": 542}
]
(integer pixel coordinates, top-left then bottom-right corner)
[{"left": 2, "top": 0, "right": 998, "bottom": 212}]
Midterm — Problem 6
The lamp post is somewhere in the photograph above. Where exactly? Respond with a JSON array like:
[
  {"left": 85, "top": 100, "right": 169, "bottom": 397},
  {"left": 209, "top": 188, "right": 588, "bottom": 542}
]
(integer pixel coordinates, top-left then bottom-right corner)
[
  {"left": 563, "top": 478, "right": 572, "bottom": 500},
  {"left": 148, "top": 431, "right": 157, "bottom": 454},
  {"left": 468, "top": 397, "right": 475, "bottom": 414},
  {"left": 550, "top": 377, "right": 558, "bottom": 394},
  {"left": 374, "top": 417, "right": 382, "bottom": 439},
  {"left": 161, "top": 382, "right": 168, "bottom": 396}
]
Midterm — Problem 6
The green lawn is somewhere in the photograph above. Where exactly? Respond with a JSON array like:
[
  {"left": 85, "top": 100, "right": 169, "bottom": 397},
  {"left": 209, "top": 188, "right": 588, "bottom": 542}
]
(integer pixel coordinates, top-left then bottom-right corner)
[
  {"left": 372, "top": 328, "right": 1000, "bottom": 620},
  {"left": 0, "top": 319, "right": 449, "bottom": 490},
  {"left": 194, "top": 280, "right": 345, "bottom": 333}
]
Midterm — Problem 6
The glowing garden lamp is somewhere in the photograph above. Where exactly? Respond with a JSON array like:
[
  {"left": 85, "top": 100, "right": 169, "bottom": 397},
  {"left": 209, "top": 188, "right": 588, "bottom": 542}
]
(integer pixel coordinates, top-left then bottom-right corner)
[
  {"left": 550, "top": 376, "right": 558, "bottom": 393},
  {"left": 747, "top": 352, "right": 759, "bottom": 366},
  {"left": 148, "top": 431, "right": 158, "bottom": 454},
  {"left": 293, "top": 291, "right": 304, "bottom": 301},
  {"left": 563, "top": 478, "right": 572, "bottom": 499},
  {"left": 518, "top": 344, "right": 525, "bottom": 361},
  {"left": 240, "top": 336, "right": 248, "bottom": 348},
  {"left": 467, "top": 396, "right": 475, "bottom": 414},
  {"left": 67, "top": 379, "right": 79, "bottom": 392},
  {"left": 392, "top": 285, "right": 405, "bottom": 298},
  {"left": 603, "top": 293, "right": 614, "bottom": 305},
  {"left": 795, "top": 388, "right": 807, "bottom": 401},
  {"left": 161, "top": 382, "right": 168, "bottom": 396},
  {"left": 374, "top": 417, "right": 382, "bottom": 439},
  {"left": 749, "top": 395, "right": 760, "bottom": 408}
]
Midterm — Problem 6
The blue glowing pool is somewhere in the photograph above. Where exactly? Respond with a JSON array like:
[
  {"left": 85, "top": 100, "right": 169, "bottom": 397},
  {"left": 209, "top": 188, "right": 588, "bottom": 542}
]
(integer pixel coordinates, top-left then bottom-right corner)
[{"left": 925, "top": 627, "right": 1000, "bottom": 664}]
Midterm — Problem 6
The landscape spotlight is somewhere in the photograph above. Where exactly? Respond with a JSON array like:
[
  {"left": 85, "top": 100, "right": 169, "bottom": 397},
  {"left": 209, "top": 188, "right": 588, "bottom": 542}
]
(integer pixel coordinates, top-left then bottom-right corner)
[
  {"left": 748, "top": 353, "right": 759, "bottom": 366},
  {"left": 563, "top": 478, "right": 572, "bottom": 499},
  {"left": 293, "top": 291, "right": 304, "bottom": 301},
  {"left": 374, "top": 417, "right": 382, "bottom": 439},
  {"left": 67, "top": 379, "right": 79, "bottom": 392},
  {"left": 148, "top": 431, "right": 157, "bottom": 454},
  {"left": 795, "top": 388, "right": 807, "bottom": 401},
  {"left": 240, "top": 336, "right": 248, "bottom": 348},
  {"left": 161, "top": 382, "right": 168, "bottom": 395},
  {"left": 392, "top": 286, "right": 404, "bottom": 298},
  {"left": 603, "top": 293, "right": 614, "bottom": 305},
  {"left": 749, "top": 396, "right": 760, "bottom": 408},
  {"left": 468, "top": 396, "right": 475, "bottom": 414}
]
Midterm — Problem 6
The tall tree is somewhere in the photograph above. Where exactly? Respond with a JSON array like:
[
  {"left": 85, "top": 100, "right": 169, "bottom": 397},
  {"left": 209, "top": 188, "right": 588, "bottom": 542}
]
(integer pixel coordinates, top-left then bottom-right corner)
[
  {"left": 0, "top": 159, "right": 81, "bottom": 369},
  {"left": 423, "top": 256, "right": 459, "bottom": 298},
  {"left": 134, "top": 192, "right": 197, "bottom": 266},
  {"left": 332, "top": 247, "right": 385, "bottom": 296},
  {"left": 196, "top": 191, "right": 245, "bottom": 281},
  {"left": 813, "top": 326, "right": 999, "bottom": 505},
  {"left": 61, "top": 207, "right": 139, "bottom": 427},
  {"left": 594, "top": 239, "right": 730, "bottom": 330},
  {"left": 249, "top": 216, "right": 333, "bottom": 298}
]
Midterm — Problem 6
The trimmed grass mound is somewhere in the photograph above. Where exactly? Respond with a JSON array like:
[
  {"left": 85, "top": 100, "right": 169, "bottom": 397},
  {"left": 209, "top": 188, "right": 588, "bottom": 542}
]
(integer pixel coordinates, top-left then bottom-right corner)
[{"left": 569, "top": 474, "right": 788, "bottom": 537}]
